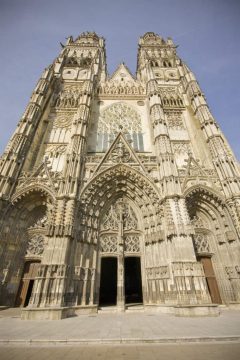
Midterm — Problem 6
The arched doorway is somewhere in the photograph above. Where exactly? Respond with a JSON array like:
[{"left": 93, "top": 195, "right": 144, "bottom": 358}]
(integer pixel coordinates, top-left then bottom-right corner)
[
  {"left": 0, "top": 187, "right": 53, "bottom": 307},
  {"left": 15, "top": 260, "right": 40, "bottom": 307},
  {"left": 186, "top": 187, "right": 238, "bottom": 304},
  {"left": 98, "top": 197, "right": 143, "bottom": 308}
]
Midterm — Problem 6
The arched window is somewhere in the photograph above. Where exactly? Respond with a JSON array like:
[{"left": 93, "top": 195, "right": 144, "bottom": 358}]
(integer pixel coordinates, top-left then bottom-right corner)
[{"left": 96, "top": 103, "right": 144, "bottom": 152}]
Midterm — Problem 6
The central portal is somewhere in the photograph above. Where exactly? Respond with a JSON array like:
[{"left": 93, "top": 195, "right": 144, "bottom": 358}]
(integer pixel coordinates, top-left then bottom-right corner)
[{"left": 99, "top": 197, "right": 143, "bottom": 309}]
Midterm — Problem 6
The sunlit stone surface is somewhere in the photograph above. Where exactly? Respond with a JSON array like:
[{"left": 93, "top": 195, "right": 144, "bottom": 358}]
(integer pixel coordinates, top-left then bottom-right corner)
[{"left": 0, "top": 32, "right": 239, "bottom": 320}]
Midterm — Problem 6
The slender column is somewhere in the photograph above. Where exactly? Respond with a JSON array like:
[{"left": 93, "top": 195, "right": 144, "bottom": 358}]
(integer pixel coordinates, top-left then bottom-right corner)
[{"left": 117, "top": 202, "right": 125, "bottom": 310}]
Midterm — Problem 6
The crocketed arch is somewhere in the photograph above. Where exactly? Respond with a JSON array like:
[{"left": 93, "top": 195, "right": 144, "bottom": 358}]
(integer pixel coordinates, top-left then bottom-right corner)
[
  {"left": 184, "top": 185, "right": 237, "bottom": 249},
  {"left": 77, "top": 164, "right": 163, "bottom": 243},
  {"left": 11, "top": 184, "right": 56, "bottom": 205},
  {"left": 185, "top": 185, "right": 226, "bottom": 226},
  {"left": 3, "top": 184, "right": 55, "bottom": 231},
  {"left": 184, "top": 184, "right": 238, "bottom": 304},
  {"left": 96, "top": 102, "right": 144, "bottom": 152},
  {"left": 0, "top": 189, "right": 53, "bottom": 305}
]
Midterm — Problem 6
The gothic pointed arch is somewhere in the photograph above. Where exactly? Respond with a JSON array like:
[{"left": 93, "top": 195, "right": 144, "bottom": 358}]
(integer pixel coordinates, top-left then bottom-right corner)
[
  {"left": 185, "top": 185, "right": 239, "bottom": 304},
  {"left": 185, "top": 185, "right": 230, "bottom": 228},
  {"left": 81, "top": 163, "right": 161, "bottom": 211},
  {"left": 185, "top": 184, "right": 237, "bottom": 247},
  {"left": 77, "top": 163, "right": 163, "bottom": 245},
  {"left": 0, "top": 188, "right": 52, "bottom": 306},
  {"left": 184, "top": 184, "right": 225, "bottom": 204},
  {"left": 11, "top": 183, "right": 56, "bottom": 205}
]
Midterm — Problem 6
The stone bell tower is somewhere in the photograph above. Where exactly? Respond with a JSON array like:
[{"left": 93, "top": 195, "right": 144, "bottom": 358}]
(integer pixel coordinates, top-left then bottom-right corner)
[{"left": 0, "top": 32, "right": 239, "bottom": 320}]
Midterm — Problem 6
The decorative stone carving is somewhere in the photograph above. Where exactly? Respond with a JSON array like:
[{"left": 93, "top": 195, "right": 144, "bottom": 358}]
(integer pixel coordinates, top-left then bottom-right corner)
[
  {"left": 142, "top": 32, "right": 163, "bottom": 45},
  {"left": 146, "top": 266, "right": 169, "bottom": 279},
  {"left": 98, "top": 83, "right": 145, "bottom": 96},
  {"left": 193, "top": 233, "right": 210, "bottom": 254},
  {"left": 27, "top": 234, "right": 45, "bottom": 255},
  {"left": 124, "top": 235, "right": 140, "bottom": 252},
  {"left": 159, "top": 87, "right": 184, "bottom": 107},
  {"left": 96, "top": 103, "right": 144, "bottom": 152},
  {"left": 74, "top": 31, "right": 100, "bottom": 45},
  {"left": 52, "top": 113, "right": 73, "bottom": 129},
  {"left": 100, "top": 198, "right": 141, "bottom": 254},
  {"left": 101, "top": 199, "right": 138, "bottom": 231},
  {"left": 98, "top": 103, "right": 142, "bottom": 134},
  {"left": 54, "top": 85, "right": 83, "bottom": 108},
  {"left": 101, "top": 206, "right": 120, "bottom": 230},
  {"left": 65, "top": 51, "right": 92, "bottom": 68},
  {"left": 45, "top": 144, "right": 67, "bottom": 157},
  {"left": 172, "top": 142, "right": 191, "bottom": 155},
  {"left": 98, "top": 64, "right": 145, "bottom": 97},
  {"left": 108, "top": 138, "right": 133, "bottom": 163},
  {"left": 13, "top": 158, "right": 59, "bottom": 202},
  {"left": 100, "top": 235, "right": 118, "bottom": 253},
  {"left": 165, "top": 111, "right": 185, "bottom": 129}
]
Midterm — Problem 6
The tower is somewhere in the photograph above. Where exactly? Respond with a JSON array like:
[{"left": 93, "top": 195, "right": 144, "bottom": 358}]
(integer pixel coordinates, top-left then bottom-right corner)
[{"left": 0, "top": 32, "right": 239, "bottom": 320}]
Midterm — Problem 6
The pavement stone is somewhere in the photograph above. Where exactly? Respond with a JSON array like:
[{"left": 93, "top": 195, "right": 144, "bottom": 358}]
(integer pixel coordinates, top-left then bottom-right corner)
[{"left": 0, "top": 308, "right": 240, "bottom": 345}]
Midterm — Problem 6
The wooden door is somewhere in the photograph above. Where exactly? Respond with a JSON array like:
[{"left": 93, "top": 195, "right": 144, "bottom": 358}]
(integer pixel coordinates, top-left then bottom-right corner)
[
  {"left": 15, "top": 261, "right": 40, "bottom": 307},
  {"left": 200, "top": 257, "right": 222, "bottom": 304}
]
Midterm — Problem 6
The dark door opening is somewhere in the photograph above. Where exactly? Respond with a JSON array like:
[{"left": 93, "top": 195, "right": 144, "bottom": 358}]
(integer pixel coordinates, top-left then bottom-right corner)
[
  {"left": 200, "top": 256, "right": 222, "bottom": 304},
  {"left": 24, "top": 279, "right": 34, "bottom": 307},
  {"left": 99, "top": 257, "right": 117, "bottom": 306},
  {"left": 124, "top": 257, "right": 143, "bottom": 304}
]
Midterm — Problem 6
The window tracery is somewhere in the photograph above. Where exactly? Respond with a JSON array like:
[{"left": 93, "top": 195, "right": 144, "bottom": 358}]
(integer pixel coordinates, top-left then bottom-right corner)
[
  {"left": 193, "top": 233, "right": 210, "bottom": 254},
  {"left": 27, "top": 234, "right": 45, "bottom": 256},
  {"left": 124, "top": 235, "right": 140, "bottom": 252},
  {"left": 100, "top": 199, "right": 138, "bottom": 231},
  {"left": 100, "top": 235, "right": 118, "bottom": 253},
  {"left": 96, "top": 103, "right": 144, "bottom": 152},
  {"left": 100, "top": 199, "right": 141, "bottom": 253}
]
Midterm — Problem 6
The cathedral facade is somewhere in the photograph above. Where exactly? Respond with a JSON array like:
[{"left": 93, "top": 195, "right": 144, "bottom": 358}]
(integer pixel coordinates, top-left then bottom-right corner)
[{"left": 0, "top": 32, "right": 240, "bottom": 320}]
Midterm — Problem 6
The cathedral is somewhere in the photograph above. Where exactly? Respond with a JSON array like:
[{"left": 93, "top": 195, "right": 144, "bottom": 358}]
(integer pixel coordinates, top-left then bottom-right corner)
[{"left": 0, "top": 32, "right": 240, "bottom": 320}]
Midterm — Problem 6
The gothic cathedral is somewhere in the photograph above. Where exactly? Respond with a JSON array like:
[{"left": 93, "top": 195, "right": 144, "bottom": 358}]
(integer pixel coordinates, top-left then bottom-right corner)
[{"left": 0, "top": 32, "right": 240, "bottom": 320}]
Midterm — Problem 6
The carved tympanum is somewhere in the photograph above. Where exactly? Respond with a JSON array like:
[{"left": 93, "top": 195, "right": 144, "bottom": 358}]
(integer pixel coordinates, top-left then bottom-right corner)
[{"left": 100, "top": 198, "right": 140, "bottom": 253}]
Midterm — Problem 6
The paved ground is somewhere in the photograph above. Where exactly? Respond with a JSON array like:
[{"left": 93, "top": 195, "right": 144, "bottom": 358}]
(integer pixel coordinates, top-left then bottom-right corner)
[
  {"left": 0, "top": 307, "right": 240, "bottom": 344},
  {"left": 1, "top": 343, "right": 240, "bottom": 360}
]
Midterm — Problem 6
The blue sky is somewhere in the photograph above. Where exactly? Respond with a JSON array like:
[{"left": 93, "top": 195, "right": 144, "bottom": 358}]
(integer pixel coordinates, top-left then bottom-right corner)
[{"left": 0, "top": 0, "right": 239, "bottom": 159}]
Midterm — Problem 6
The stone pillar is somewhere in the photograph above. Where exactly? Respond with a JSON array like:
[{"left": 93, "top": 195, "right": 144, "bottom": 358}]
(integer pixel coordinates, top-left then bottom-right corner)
[{"left": 117, "top": 202, "right": 125, "bottom": 310}]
